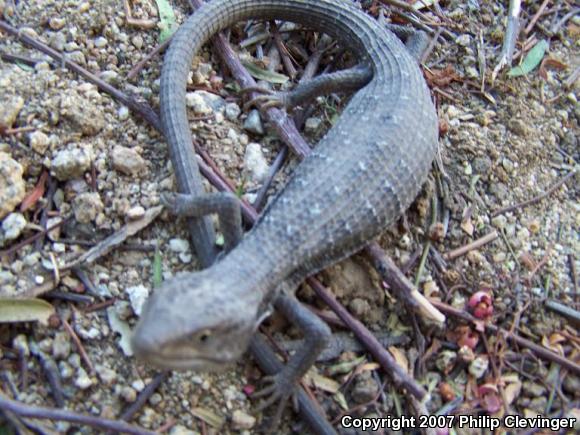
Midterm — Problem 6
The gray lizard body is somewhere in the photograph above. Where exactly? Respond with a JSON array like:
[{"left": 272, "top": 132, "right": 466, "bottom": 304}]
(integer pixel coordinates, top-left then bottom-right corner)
[{"left": 132, "top": 0, "right": 437, "bottom": 414}]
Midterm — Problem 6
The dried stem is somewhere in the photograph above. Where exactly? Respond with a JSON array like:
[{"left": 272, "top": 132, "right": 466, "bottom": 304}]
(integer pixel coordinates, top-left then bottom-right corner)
[
  {"left": 0, "top": 392, "right": 156, "bottom": 435},
  {"left": 444, "top": 230, "right": 498, "bottom": 261},
  {"left": 430, "top": 300, "right": 580, "bottom": 376},
  {"left": 492, "top": 169, "right": 577, "bottom": 217}
]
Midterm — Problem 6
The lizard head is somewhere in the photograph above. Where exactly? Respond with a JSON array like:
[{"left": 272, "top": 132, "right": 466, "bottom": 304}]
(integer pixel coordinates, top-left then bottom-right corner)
[{"left": 131, "top": 269, "right": 265, "bottom": 371}]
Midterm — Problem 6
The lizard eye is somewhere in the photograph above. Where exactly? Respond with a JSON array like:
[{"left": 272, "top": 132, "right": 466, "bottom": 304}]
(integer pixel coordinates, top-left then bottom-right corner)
[{"left": 198, "top": 330, "right": 212, "bottom": 343}]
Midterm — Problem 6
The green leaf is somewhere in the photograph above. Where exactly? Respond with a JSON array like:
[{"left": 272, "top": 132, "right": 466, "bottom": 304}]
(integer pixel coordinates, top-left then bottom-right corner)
[
  {"left": 0, "top": 298, "right": 54, "bottom": 324},
  {"left": 152, "top": 247, "right": 163, "bottom": 288},
  {"left": 508, "top": 40, "right": 549, "bottom": 77},
  {"left": 241, "top": 61, "right": 289, "bottom": 84},
  {"left": 155, "top": 0, "right": 178, "bottom": 42}
]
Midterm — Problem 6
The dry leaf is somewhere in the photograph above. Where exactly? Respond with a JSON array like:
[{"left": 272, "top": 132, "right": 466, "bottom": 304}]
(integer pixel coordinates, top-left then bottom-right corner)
[
  {"left": 539, "top": 57, "right": 568, "bottom": 80},
  {"left": 388, "top": 346, "right": 409, "bottom": 374},
  {"left": 191, "top": 407, "right": 225, "bottom": 428},
  {"left": 0, "top": 298, "right": 54, "bottom": 324},
  {"left": 359, "top": 362, "right": 380, "bottom": 372},
  {"left": 425, "top": 65, "right": 461, "bottom": 87},
  {"left": 501, "top": 374, "right": 522, "bottom": 405},
  {"left": 333, "top": 391, "right": 349, "bottom": 411},
  {"left": 107, "top": 306, "right": 134, "bottom": 356},
  {"left": 20, "top": 170, "right": 48, "bottom": 212},
  {"left": 305, "top": 372, "right": 340, "bottom": 394},
  {"left": 64, "top": 205, "right": 163, "bottom": 268}
]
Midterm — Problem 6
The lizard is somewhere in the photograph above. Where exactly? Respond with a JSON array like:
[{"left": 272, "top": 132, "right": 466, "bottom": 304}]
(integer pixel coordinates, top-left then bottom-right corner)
[{"left": 132, "top": 0, "right": 438, "bottom": 426}]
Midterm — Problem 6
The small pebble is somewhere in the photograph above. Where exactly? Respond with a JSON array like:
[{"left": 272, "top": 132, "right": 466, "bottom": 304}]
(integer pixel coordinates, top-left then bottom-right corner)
[
  {"left": 111, "top": 146, "right": 147, "bottom": 176},
  {"left": 231, "top": 410, "right": 256, "bottom": 430},
  {"left": 185, "top": 92, "right": 212, "bottom": 115},
  {"left": 73, "top": 192, "right": 103, "bottom": 224},
  {"left": 2, "top": 212, "right": 26, "bottom": 240},
  {"left": 224, "top": 102, "right": 241, "bottom": 121},
  {"left": 169, "top": 238, "right": 190, "bottom": 253},
  {"left": 131, "top": 379, "right": 145, "bottom": 392},
  {"left": 118, "top": 106, "right": 130, "bottom": 121},
  {"left": 131, "top": 35, "right": 143, "bottom": 49},
  {"left": 12, "top": 334, "right": 30, "bottom": 356},
  {"left": 456, "top": 34, "right": 471, "bottom": 46},
  {"left": 120, "top": 386, "right": 137, "bottom": 402},
  {"left": 48, "top": 17, "right": 66, "bottom": 30},
  {"left": 28, "top": 130, "right": 50, "bottom": 154},
  {"left": 96, "top": 365, "right": 117, "bottom": 386},
  {"left": 74, "top": 367, "right": 93, "bottom": 389},
  {"left": 52, "top": 332, "right": 71, "bottom": 359},
  {"left": 126, "top": 285, "right": 149, "bottom": 316},
  {"left": 0, "top": 152, "right": 26, "bottom": 219},
  {"left": 94, "top": 36, "right": 108, "bottom": 48},
  {"left": 304, "top": 117, "right": 322, "bottom": 134},
  {"left": 468, "top": 356, "right": 489, "bottom": 378},
  {"left": 51, "top": 148, "right": 92, "bottom": 181},
  {"left": 243, "top": 110, "right": 264, "bottom": 135},
  {"left": 126, "top": 205, "right": 145, "bottom": 220},
  {"left": 243, "top": 143, "right": 269, "bottom": 183}
]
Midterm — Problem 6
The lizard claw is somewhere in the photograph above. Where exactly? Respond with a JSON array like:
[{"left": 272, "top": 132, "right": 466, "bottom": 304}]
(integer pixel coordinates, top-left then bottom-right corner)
[
  {"left": 252, "top": 373, "right": 300, "bottom": 430},
  {"left": 160, "top": 192, "right": 178, "bottom": 209}
]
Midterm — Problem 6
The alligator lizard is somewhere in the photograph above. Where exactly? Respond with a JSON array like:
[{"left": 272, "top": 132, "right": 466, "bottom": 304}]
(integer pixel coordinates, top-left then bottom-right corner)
[{"left": 133, "top": 0, "right": 438, "bottom": 424}]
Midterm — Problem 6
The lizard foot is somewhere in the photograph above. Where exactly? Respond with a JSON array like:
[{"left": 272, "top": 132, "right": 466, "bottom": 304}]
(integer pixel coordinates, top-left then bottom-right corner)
[
  {"left": 252, "top": 372, "right": 300, "bottom": 430},
  {"left": 160, "top": 192, "right": 183, "bottom": 213},
  {"left": 243, "top": 92, "right": 289, "bottom": 112}
]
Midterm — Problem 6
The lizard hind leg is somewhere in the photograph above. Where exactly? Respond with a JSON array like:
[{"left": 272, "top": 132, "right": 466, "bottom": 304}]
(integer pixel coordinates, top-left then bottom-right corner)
[
  {"left": 161, "top": 192, "right": 243, "bottom": 254},
  {"left": 244, "top": 64, "right": 373, "bottom": 113},
  {"left": 385, "top": 24, "right": 430, "bottom": 61}
]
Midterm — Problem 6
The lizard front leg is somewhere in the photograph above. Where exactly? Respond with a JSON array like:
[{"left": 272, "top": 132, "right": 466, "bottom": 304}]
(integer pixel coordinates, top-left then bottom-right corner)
[
  {"left": 253, "top": 292, "right": 331, "bottom": 429},
  {"left": 161, "top": 192, "right": 242, "bottom": 253}
]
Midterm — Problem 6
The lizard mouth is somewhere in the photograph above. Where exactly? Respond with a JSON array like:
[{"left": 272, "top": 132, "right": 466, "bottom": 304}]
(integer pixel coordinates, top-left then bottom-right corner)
[{"left": 137, "top": 351, "right": 235, "bottom": 372}]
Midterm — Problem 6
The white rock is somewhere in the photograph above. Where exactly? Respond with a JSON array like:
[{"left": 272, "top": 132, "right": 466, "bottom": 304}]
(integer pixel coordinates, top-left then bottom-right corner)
[
  {"left": 94, "top": 36, "right": 108, "bottom": 48},
  {"left": 0, "top": 152, "right": 26, "bottom": 219},
  {"left": 126, "top": 285, "right": 149, "bottom": 316},
  {"left": 118, "top": 106, "right": 130, "bottom": 121},
  {"left": 243, "top": 110, "right": 264, "bottom": 135},
  {"left": 74, "top": 367, "right": 93, "bottom": 389},
  {"left": 111, "top": 146, "right": 147, "bottom": 176},
  {"left": 305, "top": 117, "right": 322, "bottom": 133},
  {"left": 243, "top": 143, "right": 269, "bottom": 183},
  {"left": 2, "top": 212, "right": 26, "bottom": 240},
  {"left": 232, "top": 410, "right": 256, "bottom": 430},
  {"left": 456, "top": 34, "right": 471, "bottom": 46},
  {"left": 73, "top": 192, "right": 104, "bottom": 224},
  {"left": 126, "top": 205, "right": 145, "bottom": 220},
  {"left": 468, "top": 355, "right": 489, "bottom": 378},
  {"left": 224, "top": 102, "right": 241, "bottom": 121},
  {"left": 169, "top": 238, "right": 190, "bottom": 253},
  {"left": 29, "top": 130, "right": 50, "bottom": 154},
  {"left": 185, "top": 92, "right": 212, "bottom": 115},
  {"left": 51, "top": 148, "right": 91, "bottom": 181}
]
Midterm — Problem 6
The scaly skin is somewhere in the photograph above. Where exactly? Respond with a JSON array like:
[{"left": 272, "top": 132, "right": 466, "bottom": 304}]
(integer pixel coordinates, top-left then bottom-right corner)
[{"left": 133, "top": 0, "right": 437, "bottom": 380}]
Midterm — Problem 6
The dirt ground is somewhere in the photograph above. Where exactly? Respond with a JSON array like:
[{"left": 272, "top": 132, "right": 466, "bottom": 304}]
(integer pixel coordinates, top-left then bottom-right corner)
[{"left": 0, "top": 0, "right": 578, "bottom": 434}]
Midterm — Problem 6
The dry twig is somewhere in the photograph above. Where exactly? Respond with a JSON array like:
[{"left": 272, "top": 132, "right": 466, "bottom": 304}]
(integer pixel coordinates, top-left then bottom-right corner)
[
  {"left": 492, "top": 168, "right": 577, "bottom": 217},
  {"left": 0, "top": 392, "right": 156, "bottom": 435}
]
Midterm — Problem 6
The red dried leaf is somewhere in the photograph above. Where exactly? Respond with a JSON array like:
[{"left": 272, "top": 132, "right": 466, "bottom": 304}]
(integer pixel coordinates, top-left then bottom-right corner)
[
  {"left": 539, "top": 57, "right": 568, "bottom": 80},
  {"left": 20, "top": 170, "right": 48, "bottom": 212},
  {"left": 425, "top": 65, "right": 461, "bottom": 88}
]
